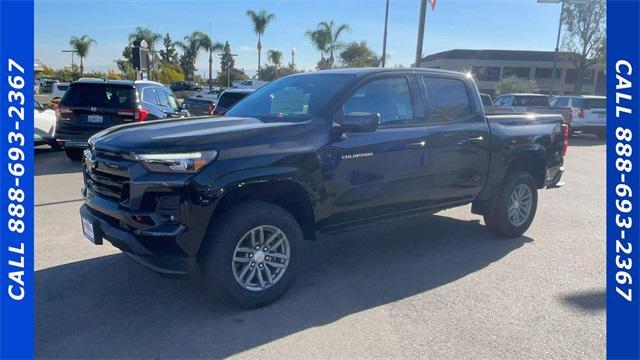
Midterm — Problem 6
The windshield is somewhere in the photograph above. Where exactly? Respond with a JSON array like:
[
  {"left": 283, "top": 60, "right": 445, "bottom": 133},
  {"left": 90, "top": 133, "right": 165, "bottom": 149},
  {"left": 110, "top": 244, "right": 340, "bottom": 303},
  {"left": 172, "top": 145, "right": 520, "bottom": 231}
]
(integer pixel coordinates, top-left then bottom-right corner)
[{"left": 226, "top": 73, "right": 355, "bottom": 122}]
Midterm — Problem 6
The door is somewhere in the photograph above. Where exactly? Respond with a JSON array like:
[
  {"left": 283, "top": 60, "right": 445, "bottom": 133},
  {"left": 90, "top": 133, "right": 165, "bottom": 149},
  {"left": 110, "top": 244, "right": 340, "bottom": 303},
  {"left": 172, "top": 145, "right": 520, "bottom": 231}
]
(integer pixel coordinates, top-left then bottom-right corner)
[
  {"left": 421, "top": 76, "right": 491, "bottom": 206},
  {"left": 155, "top": 86, "right": 180, "bottom": 117},
  {"left": 319, "top": 75, "right": 431, "bottom": 227}
]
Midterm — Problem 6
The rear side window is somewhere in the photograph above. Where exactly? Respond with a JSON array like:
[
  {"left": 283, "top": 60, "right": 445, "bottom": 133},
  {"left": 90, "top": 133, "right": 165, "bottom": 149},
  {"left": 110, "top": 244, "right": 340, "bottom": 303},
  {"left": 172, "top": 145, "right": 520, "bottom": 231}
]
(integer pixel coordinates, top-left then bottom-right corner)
[
  {"left": 343, "top": 77, "right": 414, "bottom": 124},
  {"left": 423, "top": 77, "right": 472, "bottom": 122},
  {"left": 141, "top": 87, "right": 159, "bottom": 105},
  {"left": 61, "top": 84, "right": 136, "bottom": 109},
  {"left": 512, "top": 96, "right": 549, "bottom": 107},
  {"left": 217, "top": 92, "right": 249, "bottom": 109}
]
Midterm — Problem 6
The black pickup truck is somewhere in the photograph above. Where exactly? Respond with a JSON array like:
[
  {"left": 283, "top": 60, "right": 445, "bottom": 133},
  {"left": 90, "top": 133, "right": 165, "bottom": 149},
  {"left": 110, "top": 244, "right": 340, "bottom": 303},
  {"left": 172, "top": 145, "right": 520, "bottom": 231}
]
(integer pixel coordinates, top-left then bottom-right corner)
[{"left": 80, "top": 68, "right": 567, "bottom": 308}]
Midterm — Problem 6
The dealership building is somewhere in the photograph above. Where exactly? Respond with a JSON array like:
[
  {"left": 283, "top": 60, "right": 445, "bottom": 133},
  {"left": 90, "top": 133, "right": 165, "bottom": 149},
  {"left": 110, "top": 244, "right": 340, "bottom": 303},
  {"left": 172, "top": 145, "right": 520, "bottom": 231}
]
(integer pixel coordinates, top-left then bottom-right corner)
[{"left": 416, "top": 49, "right": 605, "bottom": 96}]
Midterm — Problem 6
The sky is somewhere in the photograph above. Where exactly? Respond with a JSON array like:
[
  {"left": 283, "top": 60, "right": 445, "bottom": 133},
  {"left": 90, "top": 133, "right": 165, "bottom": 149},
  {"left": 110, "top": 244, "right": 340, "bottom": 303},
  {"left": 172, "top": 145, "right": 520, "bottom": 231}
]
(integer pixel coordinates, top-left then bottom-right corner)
[{"left": 35, "top": 0, "right": 564, "bottom": 76}]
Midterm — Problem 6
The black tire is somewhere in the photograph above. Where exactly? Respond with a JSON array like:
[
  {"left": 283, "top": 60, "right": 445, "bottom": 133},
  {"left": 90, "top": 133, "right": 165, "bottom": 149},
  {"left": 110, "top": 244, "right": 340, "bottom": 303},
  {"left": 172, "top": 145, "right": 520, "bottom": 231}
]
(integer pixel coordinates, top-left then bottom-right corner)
[
  {"left": 484, "top": 170, "right": 538, "bottom": 238},
  {"left": 200, "top": 201, "right": 303, "bottom": 309},
  {"left": 49, "top": 140, "right": 63, "bottom": 151},
  {"left": 65, "top": 147, "right": 84, "bottom": 161}
]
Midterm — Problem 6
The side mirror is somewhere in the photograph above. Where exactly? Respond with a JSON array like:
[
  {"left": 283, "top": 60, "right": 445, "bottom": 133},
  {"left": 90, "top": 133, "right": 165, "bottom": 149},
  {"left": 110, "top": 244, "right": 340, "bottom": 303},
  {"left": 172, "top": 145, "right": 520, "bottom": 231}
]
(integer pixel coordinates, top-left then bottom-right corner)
[{"left": 334, "top": 112, "right": 380, "bottom": 133}]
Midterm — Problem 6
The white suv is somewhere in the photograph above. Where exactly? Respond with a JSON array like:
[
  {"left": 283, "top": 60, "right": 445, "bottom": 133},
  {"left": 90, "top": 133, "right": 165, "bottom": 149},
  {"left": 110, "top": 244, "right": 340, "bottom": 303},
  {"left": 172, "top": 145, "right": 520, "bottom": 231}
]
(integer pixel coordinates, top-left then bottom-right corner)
[{"left": 551, "top": 95, "right": 606, "bottom": 138}]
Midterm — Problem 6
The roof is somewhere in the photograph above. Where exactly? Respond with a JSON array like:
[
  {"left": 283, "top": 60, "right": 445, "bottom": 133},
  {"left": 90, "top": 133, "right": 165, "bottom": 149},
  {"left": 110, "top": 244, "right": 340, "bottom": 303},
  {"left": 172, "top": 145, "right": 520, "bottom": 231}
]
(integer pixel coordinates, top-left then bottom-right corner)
[
  {"left": 421, "top": 49, "right": 579, "bottom": 63},
  {"left": 223, "top": 88, "right": 255, "bottom": 93},
  {"left": 293, "top": 67, "right": 468, "bottom": 79},
  {"left": 72, "top": 79, "right": 163, "bottom": 86},
  {"left": 499, "top": 93, "right": 549, "bottom": 97}
]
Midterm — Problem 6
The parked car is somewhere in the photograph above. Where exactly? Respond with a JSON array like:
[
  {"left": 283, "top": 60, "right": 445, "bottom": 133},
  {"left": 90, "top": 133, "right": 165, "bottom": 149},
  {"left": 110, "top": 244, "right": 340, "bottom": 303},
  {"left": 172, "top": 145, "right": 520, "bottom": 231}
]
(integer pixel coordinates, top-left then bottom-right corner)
[
  {"left": 80, "top": 68, "right": 567, "bottom": 308},
  {"left": 170, "top": 81, "right": 203, "bottom": 98},
  {"left": 183, "top": 88, "right": 222, "bottom": 116},
  {"left": 48, "top": 82, "right": 69, "bottom": 105},
  {"left": 493, "top": 93, "right": 572, "bottom": 122},
  {"left": 55, "top": 79, "right": 189, "bottom": 160},
  {"left": 34, "top": 99, "right": 60, "bottom": 149},
  {"left": 480, "top": 93, "right": 514, "bottom": 115},
  {"left": 212, "top": 88, "right": 254, "bottom": 115},
  {"left": 551, "top": 95, "right": 606, "bottom": 138},
  {"left": 233, "top": 79, "right": 268, "bottom": 90}
]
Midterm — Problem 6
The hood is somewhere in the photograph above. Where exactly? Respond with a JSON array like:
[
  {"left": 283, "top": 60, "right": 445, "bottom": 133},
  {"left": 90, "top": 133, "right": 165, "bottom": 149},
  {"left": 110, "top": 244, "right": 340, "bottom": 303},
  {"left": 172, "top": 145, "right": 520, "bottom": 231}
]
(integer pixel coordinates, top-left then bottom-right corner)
[{"left": 91, "top": 116, "right": 298, "bottom": 153}]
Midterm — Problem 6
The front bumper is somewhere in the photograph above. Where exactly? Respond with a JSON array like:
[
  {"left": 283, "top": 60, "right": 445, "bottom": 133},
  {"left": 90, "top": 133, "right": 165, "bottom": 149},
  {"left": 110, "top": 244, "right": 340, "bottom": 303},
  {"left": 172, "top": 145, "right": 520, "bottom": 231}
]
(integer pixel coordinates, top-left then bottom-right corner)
[
  {"left": 80, "top": 203, "right": 195, "bottom": 276},
  {"left": 80, "top": 148, "right": 219, "bottom": 275}
]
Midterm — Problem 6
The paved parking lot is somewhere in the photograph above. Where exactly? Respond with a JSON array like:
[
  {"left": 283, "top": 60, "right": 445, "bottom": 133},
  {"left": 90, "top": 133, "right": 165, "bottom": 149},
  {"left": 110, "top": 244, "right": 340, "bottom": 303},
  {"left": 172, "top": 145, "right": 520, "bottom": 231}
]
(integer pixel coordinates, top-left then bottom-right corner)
[{"left": 35, "top": 136, "right": 606, "bottom": 359}]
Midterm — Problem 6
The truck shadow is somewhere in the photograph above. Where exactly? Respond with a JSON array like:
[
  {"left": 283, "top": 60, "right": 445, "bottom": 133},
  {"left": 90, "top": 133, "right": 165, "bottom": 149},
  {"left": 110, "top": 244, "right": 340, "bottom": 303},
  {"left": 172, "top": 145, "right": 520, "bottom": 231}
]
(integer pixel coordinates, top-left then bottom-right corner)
[
  {"left": 35, "top": 215, "right": 532, "bottom": 359},
  {"left": 35, "top": 147, "right": 82, "bottom": 176}
]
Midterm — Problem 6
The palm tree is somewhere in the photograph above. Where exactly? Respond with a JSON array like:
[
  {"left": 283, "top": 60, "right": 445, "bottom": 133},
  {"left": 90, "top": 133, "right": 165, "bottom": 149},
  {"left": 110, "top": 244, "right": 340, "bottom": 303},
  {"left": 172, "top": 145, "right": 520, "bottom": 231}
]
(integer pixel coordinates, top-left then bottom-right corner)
[
  {"left": 176, "top": 31, "right": 209, "bottom": 80},
  {"left": 246, "top": 9, "right": 276, "bottom": 78},
  {"left": 317, "top": 21, "right": 351, "bottom": 68},
  {"left": 305, "top": 28, "right": 331, "bottom": 67},
  {"left": 128, "top": 27, "right": 162, "bottom": 79},
  {"left": 69, "top": 35, "right": 97, "bottom": 76},
  {"left": 199, "top": 34, "right": 224, "bottom": 90},
  {"left": 267, "top": 50, "right": 283, "bottom": 68}
]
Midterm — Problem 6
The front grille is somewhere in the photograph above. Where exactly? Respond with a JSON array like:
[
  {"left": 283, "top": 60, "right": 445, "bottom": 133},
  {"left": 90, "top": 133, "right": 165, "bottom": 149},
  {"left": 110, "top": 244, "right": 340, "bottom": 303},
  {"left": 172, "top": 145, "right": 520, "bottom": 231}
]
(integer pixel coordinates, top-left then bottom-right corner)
[
  {"left": 84, "top": 149, "right": 130, "bottom": 204},
  {"left": 85, "top": 168, "right": 129, "bottom": 203}
]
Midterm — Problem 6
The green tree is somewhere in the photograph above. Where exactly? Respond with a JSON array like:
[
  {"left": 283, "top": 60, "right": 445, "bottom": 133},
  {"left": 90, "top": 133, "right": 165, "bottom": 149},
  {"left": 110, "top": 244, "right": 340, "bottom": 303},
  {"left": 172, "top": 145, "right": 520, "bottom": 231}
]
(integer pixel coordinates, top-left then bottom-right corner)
[
  {"left": 246, "top": 9, "right": 276, "bottom": 78},
  {"left": 561, "top": 0, "right": 606, "bottom": 94},
  {"left": 128, "top": 27, "right": 162, "bottom": 80},
  {"left": 115, "top": 46, "right": 136, "bottom": 80},
  {"left": 307, "top": 21, "right": 350, "bottom": 69},
  {"left": 258, "top": 64, "right": 300, "bottom": 82},
  {"left": 159, "top": 33, "right": 180, "bottom": 64},
  {"left": 177, "top": 31, "right": 209, "bottom": 80},
  {"left": 496, "top": 76, "right": 540, "bottom": 95},
  {"left": 68, "top": 35, "right": 97, "bottom": 76},
  {"left": 199, "top": 33, "right": 224, "bottom": 89},
  {"left": 339, "top": 41, "right": 380, "bottom": 68},
  {"left": 53, "top": 66, "right": 81, "bottom": 82},
  {"left": 157, "top": 63, "right": 185, "bottom": 84},
  {"left": 267, "top": 49, "right": 283, "bottom": 67},
  {"left": 216, "top": 41, "right": 248, "bottom": 86},
  {"left": 305, "top": 28, "right": 332, "bottom": 69}
]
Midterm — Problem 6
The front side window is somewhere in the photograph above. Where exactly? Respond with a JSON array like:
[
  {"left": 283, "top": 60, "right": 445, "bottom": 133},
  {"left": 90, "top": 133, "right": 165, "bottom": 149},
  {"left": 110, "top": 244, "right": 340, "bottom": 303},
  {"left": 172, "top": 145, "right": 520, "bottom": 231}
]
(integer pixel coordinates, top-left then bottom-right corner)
[
  {"left": 342, "top": 77, "right": 414, "bottom": 124},
  {"left": 423, "top": 77, "right": 472, "bottom": 122},
  {"left": 163, "top": 89, "right": 179, "bottom": 111}
]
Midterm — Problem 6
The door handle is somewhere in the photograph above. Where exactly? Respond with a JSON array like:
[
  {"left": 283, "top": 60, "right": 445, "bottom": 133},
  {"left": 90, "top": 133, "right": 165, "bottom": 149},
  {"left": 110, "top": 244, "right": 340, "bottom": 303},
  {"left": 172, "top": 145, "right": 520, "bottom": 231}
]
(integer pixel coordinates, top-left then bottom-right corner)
[
  {"left": 461, "top": 136, "right": 484, "bottom": 144},
  {"left": 408, "top": 140, "right": 427, "bottom": 148}
]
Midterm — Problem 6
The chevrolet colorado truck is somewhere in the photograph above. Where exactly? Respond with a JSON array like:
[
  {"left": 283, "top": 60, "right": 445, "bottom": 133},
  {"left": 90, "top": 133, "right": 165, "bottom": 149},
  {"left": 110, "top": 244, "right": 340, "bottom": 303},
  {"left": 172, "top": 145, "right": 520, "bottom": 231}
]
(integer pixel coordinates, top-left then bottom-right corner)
[{"left": 80, "top": 68, "right": 567, "bottom": 308}]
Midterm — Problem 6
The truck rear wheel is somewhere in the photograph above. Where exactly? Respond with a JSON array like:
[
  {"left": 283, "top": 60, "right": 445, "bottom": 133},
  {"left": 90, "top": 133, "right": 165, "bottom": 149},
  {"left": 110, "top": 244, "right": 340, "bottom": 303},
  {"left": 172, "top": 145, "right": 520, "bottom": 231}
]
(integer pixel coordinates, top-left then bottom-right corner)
[
  {"left": 200, "top": 201, "right": 303, "bottom": 309},
  {"left": 484, "top": 170, "right": 538, "bottom": 238}
]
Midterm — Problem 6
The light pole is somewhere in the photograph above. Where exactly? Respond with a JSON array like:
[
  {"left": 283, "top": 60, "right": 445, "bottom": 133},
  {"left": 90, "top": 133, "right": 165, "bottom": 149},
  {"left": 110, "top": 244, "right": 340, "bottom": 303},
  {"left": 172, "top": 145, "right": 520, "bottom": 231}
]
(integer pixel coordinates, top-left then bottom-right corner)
[
  {"left": 291, "top": 48, "right": 296, "bottom": 69},
  {"left": 219, "top": 53, "right": 238, "bottom": 88},
  {"left": 62, "top": 49, "right": 78, "bottom": 68},
  {"left": 414, "top": 0, "right": 427, "bottom": 67},
  {"left": 381, "top": 0, "right": 390, "bottom": 67},
  {"left": 538, "top": 0, "right": 592, "bottom": 94}
]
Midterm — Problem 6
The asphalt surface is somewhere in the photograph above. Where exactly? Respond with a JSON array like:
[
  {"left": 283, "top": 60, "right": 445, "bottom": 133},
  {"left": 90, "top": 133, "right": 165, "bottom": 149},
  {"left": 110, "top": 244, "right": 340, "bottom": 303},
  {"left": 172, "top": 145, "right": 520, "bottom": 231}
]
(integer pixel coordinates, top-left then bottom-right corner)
[{"left": 34, "top": 136, "right": 606, "bottom": 359}]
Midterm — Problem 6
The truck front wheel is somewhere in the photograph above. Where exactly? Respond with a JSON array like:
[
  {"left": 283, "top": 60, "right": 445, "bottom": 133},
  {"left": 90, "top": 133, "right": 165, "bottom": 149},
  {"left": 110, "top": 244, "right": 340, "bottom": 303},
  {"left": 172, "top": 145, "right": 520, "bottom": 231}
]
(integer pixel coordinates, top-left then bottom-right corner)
[
  {"left": 484, "top": 170, "right": 538, "bottom": 238},
  {"left": 200, "top": 201, "right": 303, "bottom": 309}
]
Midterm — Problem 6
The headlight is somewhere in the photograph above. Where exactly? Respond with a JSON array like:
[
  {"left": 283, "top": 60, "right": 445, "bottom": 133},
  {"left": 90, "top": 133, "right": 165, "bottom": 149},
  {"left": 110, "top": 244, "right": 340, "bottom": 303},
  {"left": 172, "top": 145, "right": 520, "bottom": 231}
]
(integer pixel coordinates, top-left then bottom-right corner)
[{"left": 134, "top": 150, "right": 218, "bottom": 173}]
